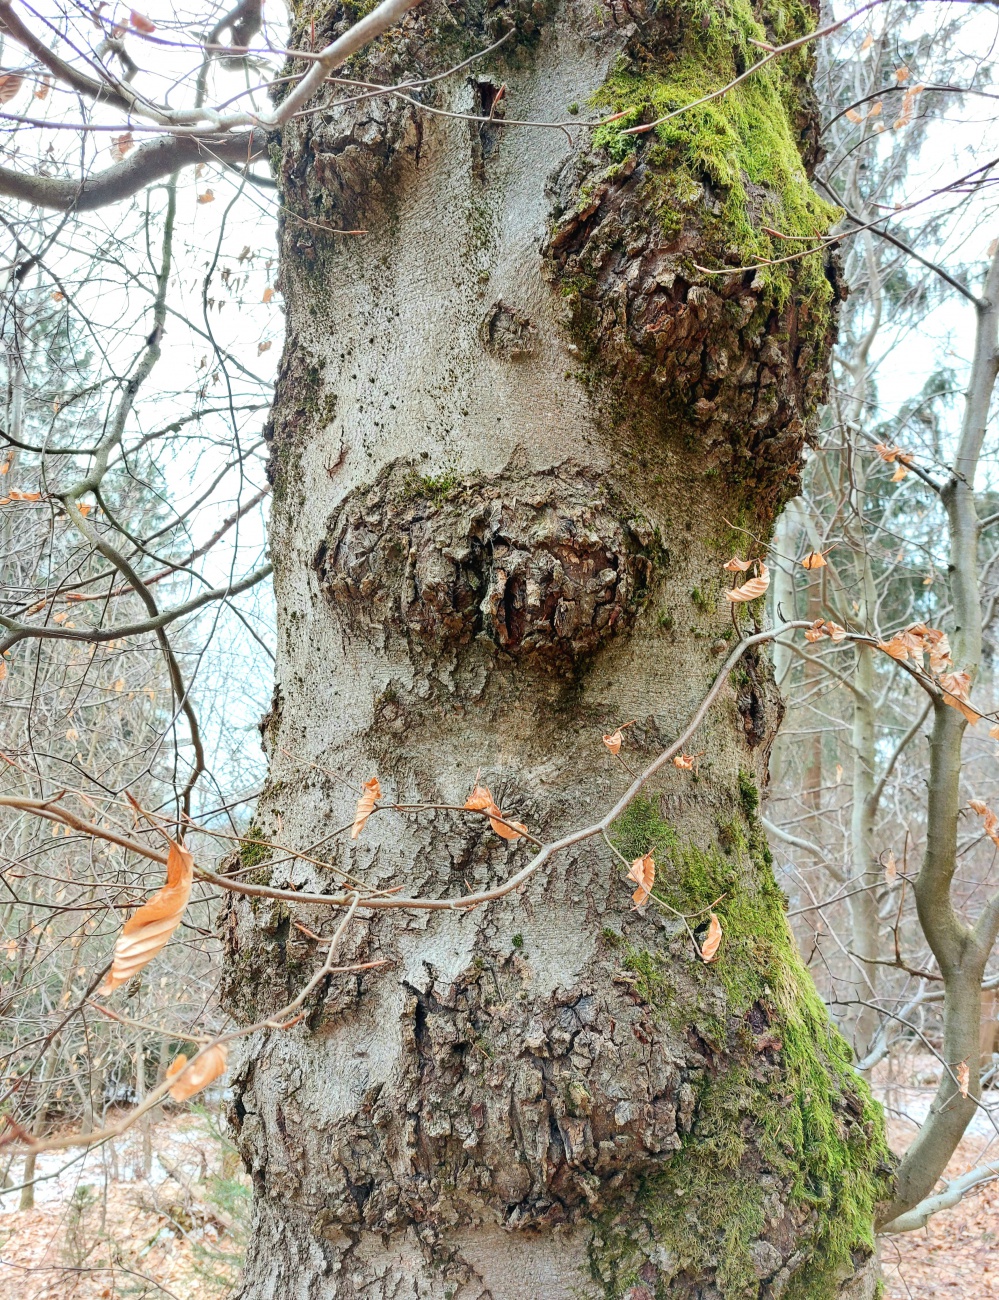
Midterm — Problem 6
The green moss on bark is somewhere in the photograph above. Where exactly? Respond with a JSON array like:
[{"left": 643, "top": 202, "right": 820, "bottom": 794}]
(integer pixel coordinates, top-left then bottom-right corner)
[
  {"left": 593, "top": 791, "right": 891, "bottom": 1298},
  {"left": 590, "top": 0, "right": 839, "bottom": 323}
]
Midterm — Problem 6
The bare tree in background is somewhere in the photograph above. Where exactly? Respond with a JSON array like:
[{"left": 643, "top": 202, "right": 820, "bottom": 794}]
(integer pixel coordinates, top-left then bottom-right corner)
[{"left": 767, "top": 0, "right": 999, "bottom": 1239}]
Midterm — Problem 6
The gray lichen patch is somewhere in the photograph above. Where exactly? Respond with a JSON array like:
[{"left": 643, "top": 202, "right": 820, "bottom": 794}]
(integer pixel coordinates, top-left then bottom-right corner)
[{"left": 313, "top": 461, "right": 657, "bottom": 669}]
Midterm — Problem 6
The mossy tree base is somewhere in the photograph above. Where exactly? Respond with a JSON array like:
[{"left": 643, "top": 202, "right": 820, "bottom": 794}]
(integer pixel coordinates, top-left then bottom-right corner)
[{"left": 593, "top": 791, "right": 891, "bottom": 1298}]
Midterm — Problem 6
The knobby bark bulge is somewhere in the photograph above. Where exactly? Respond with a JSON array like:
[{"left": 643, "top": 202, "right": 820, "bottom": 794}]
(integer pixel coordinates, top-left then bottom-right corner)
[{"left": 223, "top": 1, "right": 891, "bottom": 1296}]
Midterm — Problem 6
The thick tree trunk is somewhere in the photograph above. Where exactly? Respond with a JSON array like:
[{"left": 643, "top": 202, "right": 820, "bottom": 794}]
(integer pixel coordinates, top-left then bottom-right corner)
[{"left": 224, "top": 2, "right": 891, "bottom": 1296}]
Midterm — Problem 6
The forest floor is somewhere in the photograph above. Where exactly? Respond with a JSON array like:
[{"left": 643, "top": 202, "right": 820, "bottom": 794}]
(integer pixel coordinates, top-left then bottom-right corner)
[
  {"left": 0, "top": 1111, "right": 246, "bottom": 1299},
  {"left": 0, "top": 1070, "right": 994, "bottom": 1298}
]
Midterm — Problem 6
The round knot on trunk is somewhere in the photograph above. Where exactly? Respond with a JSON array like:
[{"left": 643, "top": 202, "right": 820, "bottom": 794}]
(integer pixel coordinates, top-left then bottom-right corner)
[{"left": 313, "top": 462, "right": 657, "bottom": 668}]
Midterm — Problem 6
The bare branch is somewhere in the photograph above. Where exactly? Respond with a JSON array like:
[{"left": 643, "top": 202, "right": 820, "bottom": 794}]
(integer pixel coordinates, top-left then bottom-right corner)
[{"left": 0, "top": 131, "right": 267, "bottom": 212}]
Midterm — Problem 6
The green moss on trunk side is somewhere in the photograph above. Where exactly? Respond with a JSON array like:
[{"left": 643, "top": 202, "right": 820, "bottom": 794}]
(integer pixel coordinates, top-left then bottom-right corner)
[
  {"left": 592, "top": 789, "right": 891, "bottom": 1298},
  {"left": 590, "top": 0, "right": 840, "bottom": 322}
]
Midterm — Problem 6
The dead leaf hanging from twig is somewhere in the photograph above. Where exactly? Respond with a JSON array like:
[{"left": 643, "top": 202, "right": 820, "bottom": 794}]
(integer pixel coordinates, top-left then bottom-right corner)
[
  {"left": 351, "top": 777, "right": 381, "bottom": 839},
  {"left": 167, "top": 1044, "right": 228, "bottom": 1101},
  {"left": 725, "top": 563, "right": 769, "bottom": 603},
  {"left": 968, "top": 799, "right": 999, "bottom": 847},
  {"left": 487, "top": 808, "right": 528, "bottom": 841},
  {"left": 700, "top": 912, "right": 723, "bottom": 963},
  {"left": 627, "top": 853, "right": 655, "bottom": 907},
  {"left": 804, "top": 618, "right": 846, "bottom": 643},
  {"left": 99, "top": 839, "right": 193, "bottom": 994},
  {"left": 464, "top": 782, "right": 527, "bottom": 840},
  {"left": 0, "top": 74, "right": 24, "bottom": 105},
  {"left": 939, "top": 671, "right": 981, "bottom": 725}
]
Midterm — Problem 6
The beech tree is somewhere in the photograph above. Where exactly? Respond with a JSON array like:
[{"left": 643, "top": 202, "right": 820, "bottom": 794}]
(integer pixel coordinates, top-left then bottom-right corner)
[{"left": 9, "top": 0, "right": 982, "bottom": 1294}]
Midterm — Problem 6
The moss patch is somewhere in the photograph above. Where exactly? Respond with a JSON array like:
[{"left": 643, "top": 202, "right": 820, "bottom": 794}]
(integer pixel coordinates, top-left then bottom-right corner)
[
  {"left": 239, "top": 824, "right": 272, "bottom": 880},
  {"left": 596, "top": 793, "right": 891, "bottom": 1298},
  {"left": 590, "top": 0, "right": 840, "bottom": 319}
]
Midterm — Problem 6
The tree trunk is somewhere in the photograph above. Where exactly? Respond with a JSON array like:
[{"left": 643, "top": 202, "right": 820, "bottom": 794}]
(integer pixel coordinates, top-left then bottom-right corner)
[{"left": 223, "top": 2, "right": 891, "bottom": 1296}]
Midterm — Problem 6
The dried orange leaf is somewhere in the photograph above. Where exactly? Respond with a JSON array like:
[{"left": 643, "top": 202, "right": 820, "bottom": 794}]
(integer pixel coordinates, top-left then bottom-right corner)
[
  {"left": 351, "top": 777, "right": 381, "bottom": 839},
  {"left": 130, "top": 9, "right": 156, "bottom": 31},
  {"left": 955, "top": 1060, "right": 969, "bottom": 1099},
  {"left": 884, "top": 850, "right": 897, "bottom": 883},
  {"left": 99, "top": 840, "right": 193, "bottom": 994},
  {"left": 845, "top": 107, "right": 865, "bottom": 123},
  {"left": 989, "top": 725, "right": 999, "bottom": 741},
  {"left": 723, "top": 556, "right": 753, "bottom": 572},
  {"left": 700, "top": 912, "right": 723, "bottom": 963},
  {"left": 110, "top": 132, "right": 133, "bottom": 162},
  {"left": 725, "top": 563, "right": 769, "bottom": 603},
  {"left": 0, "top": 74, "right": 24, "bottom": 105},
  {"left": 627, "top": 852, "right": 655, "bottom": 907},
  {"left": 167, "top": 1044, "right": 228, "bottom": 1101},
  {"left": 487, "top": 807, "right": 527, "bottom": 841},
  {"left": 603, "top": 730, "right": 623, "bottom": 755},
  {"left": 673, "top": 753, "right": 695, "bottom": 771},
  {"left": 258, "top": 340, "right": 272, "bottom": 354},
  {"left": 464, "top": 783, "right": 494, "bottom": 811},
  {"left": 800, "top": 551, "right": 827, "bottom": 569},
  {"left": 939, "top": 671, "right": 981, "bottom": 726},
  {"left": 877, "top": 635, "right": 909, "bottom": 662},
  {"left": 804, "top": 619, "right": 827, "bottom": 643},
  {"left": 198, "top": 189, "right": 215, "bottom": 204},
  {"left": 968, "top": 798, "right": 999, "bottom": 847},
  {"left": 262, "top": 287, "right": 274, "bottom": 304},
  {"left": 891, "top": 463, "right": 908, "bottom": 482}
]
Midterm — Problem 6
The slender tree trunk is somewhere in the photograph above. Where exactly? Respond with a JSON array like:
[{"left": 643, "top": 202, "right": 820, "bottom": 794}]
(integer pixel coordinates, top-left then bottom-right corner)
[
  {"left": 880, "top": 242, "right": 999, "bottom": 1230},
  {"left": 135, "top": 1033, "right": 153, "bottom": 1181},
  {"left": 224, "top": 2, "right": 890, "bottom": 1295}
]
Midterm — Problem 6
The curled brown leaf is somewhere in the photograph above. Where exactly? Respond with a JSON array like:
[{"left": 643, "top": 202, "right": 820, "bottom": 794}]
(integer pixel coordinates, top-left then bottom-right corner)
[
  {"left": 939, "top": 671, "right": 981, "bottom": 726},
  {"left": 167, "top": 1044, "right": 228, "bottom": 1101},
  {"left": 627, "top": 853, "right": 655, "bottom": 907},
  {"left": 463, "top": 783, "right": 494, "bottom": 812},
  {"left": 351, "top": 777, "right": 381, "bottom": 839},
  {"left": 968, "top": 798, "right": 999, "bottom": 847},
  {"left": 700, "top": 912, "right": 723, "bottom": 963},
  {"left": 99, "top": 840, "right": 193, "bottom": 994},
  {"left": 603, "top": 730, "right": 623, "bottom": 755},
  {"left": 725, "top": 563, "right": 769, "bottom": 603}
]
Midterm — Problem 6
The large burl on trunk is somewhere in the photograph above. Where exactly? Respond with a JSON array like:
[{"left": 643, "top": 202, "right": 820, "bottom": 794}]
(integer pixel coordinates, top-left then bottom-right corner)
[{"left": 224, "top": 1, "right": 891, "bottom": 1296}]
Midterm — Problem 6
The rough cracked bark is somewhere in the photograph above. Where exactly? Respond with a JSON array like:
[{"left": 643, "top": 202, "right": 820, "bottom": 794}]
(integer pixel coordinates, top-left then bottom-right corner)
[{"left": 222, "top": 1, "right": 891, "bottom": 1296}]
